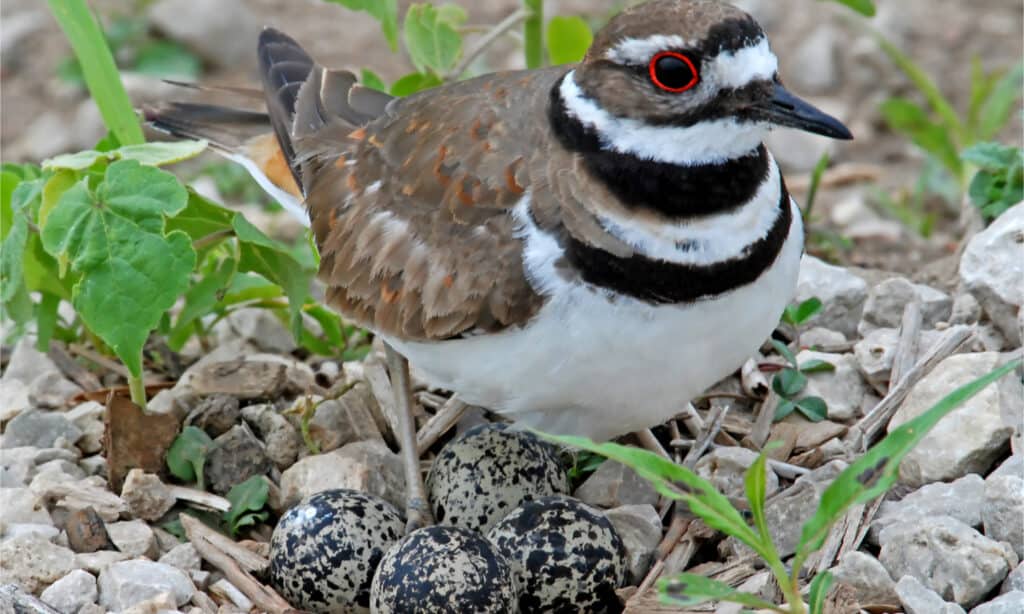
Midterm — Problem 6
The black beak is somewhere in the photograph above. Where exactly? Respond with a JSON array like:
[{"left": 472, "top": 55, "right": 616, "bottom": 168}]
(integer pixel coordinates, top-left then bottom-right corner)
[{"left": 758, "top": 83, "right": 853, "bottom": 140}]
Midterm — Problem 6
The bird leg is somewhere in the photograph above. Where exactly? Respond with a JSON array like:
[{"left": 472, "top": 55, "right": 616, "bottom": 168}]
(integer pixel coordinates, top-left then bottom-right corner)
[{"left": 384, "top": 342, "right": 434, "bottom": 533}]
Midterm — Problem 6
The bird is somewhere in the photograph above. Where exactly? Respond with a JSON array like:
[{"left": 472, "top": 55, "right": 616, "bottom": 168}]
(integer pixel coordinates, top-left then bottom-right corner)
[{"left": 147, "top": 0, "right": 851, "bottom": 529}]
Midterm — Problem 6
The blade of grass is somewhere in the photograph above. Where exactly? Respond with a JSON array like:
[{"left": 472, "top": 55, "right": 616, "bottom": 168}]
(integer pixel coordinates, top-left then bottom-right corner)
[
  {"left": 523, "top": 0, "right": 543, "bottom": 69},
  {"left": 47, "top": 0, "right": 144, "bottom": 146}
]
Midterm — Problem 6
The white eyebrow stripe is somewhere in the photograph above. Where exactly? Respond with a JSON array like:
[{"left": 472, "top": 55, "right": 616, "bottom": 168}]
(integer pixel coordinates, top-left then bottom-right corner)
[
  {"left": 708, "top": 37, "right": 777, "bottom": 89},
  {"left": 604, "top": 34, "right": 694, "bottom": 64}
]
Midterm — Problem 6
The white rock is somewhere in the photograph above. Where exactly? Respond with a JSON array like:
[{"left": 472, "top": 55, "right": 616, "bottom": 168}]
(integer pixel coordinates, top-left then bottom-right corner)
[
  {"left": 795, "top": 255, "right": 868, "bottom": 338},
  {"left": 119, "top": 590, "right": 178, "bottom": 614},
  {"left": 1, "top": 337, "right": 82, "bottom": 410},
  {"left": 2, "top": 410, "right": 83, "bottom": 450},
  {"left": 888, "top": 353, "right": 1013, "bottom": 486},
  {"left": 983, "top": 473, "right": 1024, "bottom": 559},
  {"left": 147, "top": 0, "right": 260, "bottom": 68},
  {"left": 279, "top": 440, "right": 405, "bottom": 511},
  {"left": 869, "top": 474, "right": 985, "bottom": 544},
  {"left": 40, "top": 569, "right": 98, "bottom": 614},
  {"left": 951, "top": 293, "right": 983, "bottom": 325},
  {"left": 695, "top": 446, "right": 778, "bottom": 499},
  {"left": 159, "top": 543, "right": 202, "bottom": 571},
  {"left": 768, "top": 116, "right": 839, "bottom": 173},
  {"left": 859, "top": 277, "right": 953, "bottom": 336},
  {"left": 240, "top": 404, "right": 302, "bottom": 470},
  {"left": 121, "top": 469, "right": 175, "bottom": 521},
  {"left": 106, "top": 520, "right": 158, "bottom": 559},
  {"left": 2, "top": 523, "right": 60, "bottom": 542},
  {"left": 98, "top": 560, "right": 196, "bottom": 610},
  {"left": 574, "top": 459, "right": 659, "bottom": 508},
  {"left": 212, "top": 307, "right": 297, "bottom": 355},
  {"left": 970, "top": 591, "right": 1024, "bottom": 614},
  {"left": 0, "top": 380, "right": 31, "bottom": 422},
  {"left": 880, "top": 516, "right": 1016, "bottom": 607},
  {"left": 895, "top": 575, "right": 967, "bottom": 614},
  {"left": 990, "top": 455, "right": 1023, "bottom": 480},
  {"left": 853, "top": 327, "right": 951, "bottom": 385},
  {"left": 1003, "top": 562, "right": 1024, "bottom": 593},
  {"left": 831, "top": 551, "right": 898, "bottom": 604},
  {"left": 789, "top": 25, "right": 841, "bottom": 94},
  {"left": 28, "top": 372, "right": 84, "bottom": 410},
  {"left": 75, "top": 550, "right": 132, "bottom": 575},
  {"left": 0, "top": 487, "right": 52, "bottom": 526},
  {"left": 795, "top": 350, "right": 870, "bottom": 420},
  {"left": 960, "top": 202, "right": 1024, "bottom": 346},
  {"left": 0, "top": 533, "right": 76, "bottom": 594},
  {"left": 800, "top": 326, "right": 847, "bottom": 348},
  {"left": 604, "top": 504, "right": 662, "bottom": 585}
]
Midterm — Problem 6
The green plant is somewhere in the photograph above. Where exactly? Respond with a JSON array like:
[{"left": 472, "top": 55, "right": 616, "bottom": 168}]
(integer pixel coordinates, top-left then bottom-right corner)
[
  {"left": 962, "top": 142, "right": 1023, "bottom": 221},
  {"left": 223, "top": 476, "right": 271, "bottom": 535},
  {"left": 166, "top": 426, "right": 214, "bottom": 489},
  {"left": 548, "top": 358, "right": 1021, "bottom": 613},
  {"left": 768, "top": 339, "right": 834, "bottom": 422}
]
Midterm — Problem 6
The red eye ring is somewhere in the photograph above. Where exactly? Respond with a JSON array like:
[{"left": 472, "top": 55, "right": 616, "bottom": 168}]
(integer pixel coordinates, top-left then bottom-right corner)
[{"left": 649, "top": 51, "right": 699, "bottom": 93}]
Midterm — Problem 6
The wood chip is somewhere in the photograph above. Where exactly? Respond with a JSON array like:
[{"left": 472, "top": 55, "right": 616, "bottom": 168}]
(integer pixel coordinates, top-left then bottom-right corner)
[
  {"left": 416, "top": 396, "right": 468, "bottom": 455},
  {"left": 167, "top": 485, "right": 231, "bottom": 512},
  {"left": 103, "top": 393, "right": 181, "bottom": 492}
]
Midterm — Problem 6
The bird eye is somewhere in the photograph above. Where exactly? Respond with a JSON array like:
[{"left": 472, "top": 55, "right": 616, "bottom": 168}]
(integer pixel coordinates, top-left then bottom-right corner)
[{"left": 649, "top": 51, "right": 699, "bottom": 93}]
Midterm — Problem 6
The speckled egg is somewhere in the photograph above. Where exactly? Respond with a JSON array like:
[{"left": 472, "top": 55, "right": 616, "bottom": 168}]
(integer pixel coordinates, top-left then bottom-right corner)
[
  {"left": 369, "top": 525, "right": 518, "bottom": 613},
  {"left": 487, "top": 495, "right": 627, "bottom": 613},
  {"left": 270, "top": 489, "right": 405, "bottom": 613},
  {"left": 426, "top": 423, "right": 570, "bottom": 533}
]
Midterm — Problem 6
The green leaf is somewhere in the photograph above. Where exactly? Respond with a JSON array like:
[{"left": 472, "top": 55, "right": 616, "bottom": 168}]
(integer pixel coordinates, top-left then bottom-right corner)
[
  {"left": 795, "top": 358, "right": 1022, "bottom": 568},
  {"left": 42, "top": 151, "right": 108, "bottom": 171},
  {"left": 389, "top": 71, "right": 443, "bottom": 97},
  {"left": 46, "top": 0, "right": 144, "bottom": 145},
  {"left": 44, "top": 141, "right": 208, "bottom": 171},
  {"left": 808, "top": 571, "right": 834, "bottom": 614},
  {"left": 769, "top": 339, "right": 798, "bottom": 367},
  {"left": 824, "top": 0, "right": 875, "bottom": 16},
  {"left": 40, "top": 160, "right": 195, "bottom": 376},
  {"left": 404, "top": 4, "right": 464, "bottom": 74},
  {"left": 1, "top": 171, "right": 21, "bottom": 239},
  {"left": 35, "top": 293, "right": 61, "bottom": 351},
  {"left": 168, "top": 258, "right": 236, "bottom": 351},
  {"left": 326, "top": 0, "right": 399, "bottom": 51},
  {"left": 879, "top": 98, "right": 962, "bottom": 178},
  {"left": 165, "top": 190, "right": 235, "bottom": 240},
  {"left": 0, "top": 215, "right": 28, "bottom": 303},
  {"left": 962, "top": 142, "right": 1021, "bottom": 169},
  {"left": 545, "top": 435, "right": 771, "bottom": 559},
  {"left": 166, "top": 426, "right": 213, "bottom": 486},
  {"left": 744, "top": 449, "right": 771, "bottom": 547},
  {"left": 223, "top": 475, "right": 270, "bottom": 535},
  {"left": 782, "top": 297, "right": 823, "bottom": 326},
  {"left": 546, "top": 16, "right": 593, "bottom": 65},
  {"left": 774, "top": 398, "right": 797, "bottom": 421},
  {"left": 360, "top": 68, "right": 388, "bottom": 92},
  {"left": 799, "top": 359, "right": 836, "bottom": 374},
  {"left": 659, "top": 573, "right": 781, "bottom": 610},
  {"left": 978, "top": 63, "right": 1023, "bottom": 141},
  {"left": 134, "top": 40, "right": 202, "bottom": 79},
  {"left": 773, "top": 367, "right": 807, "bottom": 398},
  {"left": 795, "top": 396, "right": 828, "bottom": 422}
]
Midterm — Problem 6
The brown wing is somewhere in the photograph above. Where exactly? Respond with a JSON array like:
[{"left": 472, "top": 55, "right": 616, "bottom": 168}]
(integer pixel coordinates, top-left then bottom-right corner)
[{"left": 304, "top": 68, "right": 570, "bottom": 340}]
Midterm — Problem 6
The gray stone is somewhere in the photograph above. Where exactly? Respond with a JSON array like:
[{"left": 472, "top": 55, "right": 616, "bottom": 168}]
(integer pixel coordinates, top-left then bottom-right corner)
[
  {"left": 859, "top": 277, "right": 954, "bottom": 336},
  {"left": 303, "top": 384, "right": 383, "bottom": 453},
  {"left": 800, "top": 326, "right": 847, "bottom": 349},
  {"left": 795, "top": 255, "right": 868, "bottom": 338},
  {"left": 184, "top": 394, "right": 241, "bottom": 438},
  {"left": 790, "top": 25, "right": 841, "bottom": 94},
  {"left": 240, "top": 404, "right": 302, "bottom": 470},
  {"left": 983, "top": 474, "right": 1024, "bottom": 559},
  {"left": 0, "top": 380, "right": 31, "bottom": 423},
  {"left": 78, "top": 456, "right": 107, "bottom": 478},
  {"left": 159, "top": 543, "right": 201, "bottom": 572},
  {"left": 870, "top": 474, "right": 985, "bottom": 544},
  {"left": 147, "top": 0, "right": 260, "bottom": 68},
  {"left": 880, "top": 516, "right": 1016, "bottom": 607},
  {"left": 121, "top": 469, "right": 175, "bottom": 522},
  {"left": 203, "top": 424, "right": 272, "bottom": 495},
  {"left": 27, "top": 372, "right": 84, "bottom": 410},
  {"left": 2, "top": 337, "right": 60, "bottom": 387},
  {"left": 0, "top": 487, "right": 52, "bottom": 526},
  {"left": 35, "top": 460, "right": 85, "bottom": 482},
  {"left": 895, "top": 575, "right": 967, "bottom": 614},
  {"left": 1002, "top": 562, "right": 1024, "bottom": 593},
  {"left": 74, "top": 550, "right": 131, "bottom": 575},
  {"left": 695, "top": 446, "right": 778, "bottom": 500},
  {"left": 971, "top": 591, "right": 1024, "bottom": 614},
  {"left": 726, "top": 461, "right": 847, "bottom": 558},
  {"left": 959, "top": 202, "right": 1024, "bottom": 346},
  {"left": 35, "top": 476, "right": 127, "bottom": 522},
  {"left": 574, "top": 459, "right": 659, "bottom": 509},
  {"left": 889, "top": 353, "right": 1013, "bottom": 486},
  {"left": 40, "top": 569, "right": 98, "bottom": 614},
  {"left": 212, "top": 308, "right": 296, "bottom": 354},
  {"left": 279, "top": 439, "right": 405, "bottom": 511},
  {"left": 106, "top": 520, "right": 158, "bottom": 559},
  {"left": 795, "top": 350, "right": 870, "bottom": 421},
  {"left": 2, "top": 523, "right": 60, "bottom": 542},
  {"left": 604, "top": 504, "right": 662, "bottom": 585},
  {"left": 853, "top": 327, "right": 950, "bottom": 386},
  {"left": 951, "top": 293, "right": 983, "bottom": 325},
  {"left": 0, "top": 534, "right": 76, "bottom": 594},
  {"left": 1, "top": 410, "right": 82, "bottom": 450},
  {"left": 98, "top": 560, "right": 196, "bottom": 610},
  {"left": 831, "top": 551, "right": 898, "bottom": 605},
  {"left": 1, "top": 338, "right": 82, "bottom": 412}
]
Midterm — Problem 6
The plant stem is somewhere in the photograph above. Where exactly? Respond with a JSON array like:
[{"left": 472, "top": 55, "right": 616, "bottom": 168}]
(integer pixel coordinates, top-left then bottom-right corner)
[
  {"left": 447, "top": 8, "right": 531, "bottom": 80},
  {"left": 523, "top": 0, "right": 543, "bottom": 69},
  {"left": 128, "top": 371, "right": 147, "bottom": 410}
]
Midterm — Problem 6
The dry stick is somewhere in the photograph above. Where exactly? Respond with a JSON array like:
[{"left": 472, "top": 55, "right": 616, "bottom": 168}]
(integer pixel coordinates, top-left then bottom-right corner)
[
  {"left": 181, "top": 515, "right": 294, "bottom": 614},
  {"left": 637, "top": 428, "right": 673, "bottom": 461},
  {"left": 749, "top": 389, "right": 781, "bottom": 449},
  {"left": 446, "top": 7, "right": 531, "bottom": 80},
  {"left": 167, "top": 484, "right": 231, "bottom": 512},
  {"left": 785, "top": 162, "right": 883, "bottom": 193},
  {"left": 68, "top": 343, "right": 131, "bottom": 378},
  {"left": 682, "top": 404, "right": 729, "bottom": 468},
  {"left": 850, "top": 325, "right": 974, "bottom": 448},
  {"left": 740, "top": 357, "right": 769, "bottom": 398},
  {"left": 890, "top": 300, "right": 923, "bottom": 388},
  {"left": 676, "top": 402, "right": 706, "bottom": 437},
  {"left": 48, "top": 342, "right": 103, "bottom": 391},
  {"left": 416, "top": 395, "right": 468, "bottom": 456}
]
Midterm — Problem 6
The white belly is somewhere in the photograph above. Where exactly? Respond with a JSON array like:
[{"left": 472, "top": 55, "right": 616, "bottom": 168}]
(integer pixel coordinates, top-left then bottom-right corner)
[{"left": 385, "top": 201, "right": 804, "bottom": 441}]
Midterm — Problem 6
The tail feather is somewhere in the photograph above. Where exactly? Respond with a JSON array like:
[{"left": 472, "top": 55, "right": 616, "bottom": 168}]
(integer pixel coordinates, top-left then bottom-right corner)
[
  {"left": 144, "top": 102, "right": 270, "bottom": 150},
  {"left": 257, "top": 28, "right": 315, "bottom": 191}
]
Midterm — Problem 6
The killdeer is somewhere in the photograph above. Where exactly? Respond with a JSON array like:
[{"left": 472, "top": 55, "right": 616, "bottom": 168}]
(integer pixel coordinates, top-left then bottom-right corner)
[{"left": 149, "top": 0, "right": 851, "bottom": 528}]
